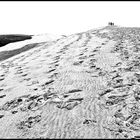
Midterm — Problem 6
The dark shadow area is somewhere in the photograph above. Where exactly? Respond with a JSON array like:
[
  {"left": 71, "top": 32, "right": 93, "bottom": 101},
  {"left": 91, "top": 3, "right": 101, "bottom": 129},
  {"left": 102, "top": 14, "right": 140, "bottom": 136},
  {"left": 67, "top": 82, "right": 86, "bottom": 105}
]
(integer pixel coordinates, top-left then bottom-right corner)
[
  {"left": 0, "top": 34, "right": 32, "bottom": 47},
  {"left": 0, "top": 42, "right": 45, "bottom": 61}
]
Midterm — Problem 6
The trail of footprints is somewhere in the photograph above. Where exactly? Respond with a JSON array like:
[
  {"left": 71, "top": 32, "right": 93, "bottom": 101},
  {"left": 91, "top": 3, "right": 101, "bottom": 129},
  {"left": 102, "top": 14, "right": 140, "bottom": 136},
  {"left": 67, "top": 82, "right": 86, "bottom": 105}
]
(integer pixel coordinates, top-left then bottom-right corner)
[{"left": 0, "top": 27, "right": 140, "bottom": 138}]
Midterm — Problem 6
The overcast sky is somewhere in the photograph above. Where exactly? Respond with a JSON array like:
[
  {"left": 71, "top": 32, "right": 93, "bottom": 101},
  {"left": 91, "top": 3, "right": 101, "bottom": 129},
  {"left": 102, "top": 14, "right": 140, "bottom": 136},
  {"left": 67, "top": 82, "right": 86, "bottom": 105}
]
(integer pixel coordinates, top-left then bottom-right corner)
[{"left": 0, "top": 1, "right": 140, "bottom": 35}]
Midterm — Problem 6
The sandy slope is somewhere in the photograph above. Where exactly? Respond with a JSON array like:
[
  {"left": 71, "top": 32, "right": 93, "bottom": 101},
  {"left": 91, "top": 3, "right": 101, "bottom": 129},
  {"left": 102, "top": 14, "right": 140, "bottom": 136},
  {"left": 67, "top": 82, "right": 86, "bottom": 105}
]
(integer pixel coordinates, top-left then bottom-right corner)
[
  {"left": 0, "top": 26, "right": 140, "bottom": 138},
  {"left": 0, "top": 33, "right": 63, "bottom": 52}
]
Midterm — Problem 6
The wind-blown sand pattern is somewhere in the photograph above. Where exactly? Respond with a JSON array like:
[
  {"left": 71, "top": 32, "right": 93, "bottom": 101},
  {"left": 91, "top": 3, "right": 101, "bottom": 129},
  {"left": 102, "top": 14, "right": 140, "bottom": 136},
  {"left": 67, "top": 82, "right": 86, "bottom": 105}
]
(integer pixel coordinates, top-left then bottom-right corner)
[{"left": 0, "top": 26, "right": 140, "bottom": 138}]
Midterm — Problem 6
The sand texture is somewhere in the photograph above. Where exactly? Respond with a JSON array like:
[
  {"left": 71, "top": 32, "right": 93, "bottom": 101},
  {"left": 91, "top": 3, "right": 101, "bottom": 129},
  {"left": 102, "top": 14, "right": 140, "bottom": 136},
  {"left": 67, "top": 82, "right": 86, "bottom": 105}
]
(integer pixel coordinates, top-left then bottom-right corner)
[{"left": 0, "top": 26, "right": 140, "bottom": 138}]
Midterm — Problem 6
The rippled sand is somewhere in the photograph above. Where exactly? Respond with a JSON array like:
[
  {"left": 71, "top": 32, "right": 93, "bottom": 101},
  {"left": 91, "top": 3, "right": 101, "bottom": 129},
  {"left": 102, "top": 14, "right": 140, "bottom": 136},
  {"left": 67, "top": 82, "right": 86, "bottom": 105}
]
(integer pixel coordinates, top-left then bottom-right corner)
[{"left": 0, "top": 26, "right": 140, "bottom": 138}]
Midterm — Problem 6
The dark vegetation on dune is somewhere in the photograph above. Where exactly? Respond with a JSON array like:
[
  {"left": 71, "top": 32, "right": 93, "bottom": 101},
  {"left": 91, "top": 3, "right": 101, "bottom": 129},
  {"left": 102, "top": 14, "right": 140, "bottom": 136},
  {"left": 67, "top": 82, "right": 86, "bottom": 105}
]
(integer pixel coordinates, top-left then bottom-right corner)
[
  {"left": 0, "top": 34, "right": 32, "bottom": 47},
  {"left": 0, "top": 42, "right": 42, "bottom": 61}
]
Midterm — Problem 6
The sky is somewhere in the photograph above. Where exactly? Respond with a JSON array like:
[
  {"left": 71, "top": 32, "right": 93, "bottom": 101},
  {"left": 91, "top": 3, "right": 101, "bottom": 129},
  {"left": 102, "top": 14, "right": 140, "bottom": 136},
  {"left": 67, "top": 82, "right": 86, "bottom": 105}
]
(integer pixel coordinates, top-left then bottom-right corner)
[{"left": 0, "top": 1, "right": 140, "bottom": 36}]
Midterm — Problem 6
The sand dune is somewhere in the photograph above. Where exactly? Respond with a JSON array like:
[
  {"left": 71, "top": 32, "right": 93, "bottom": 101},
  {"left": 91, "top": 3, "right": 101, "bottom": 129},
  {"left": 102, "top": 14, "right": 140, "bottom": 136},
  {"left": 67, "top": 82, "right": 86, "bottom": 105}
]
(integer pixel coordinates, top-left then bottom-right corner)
[{"left": 0, "top": 25, "right": 140, "bottom": 138}]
